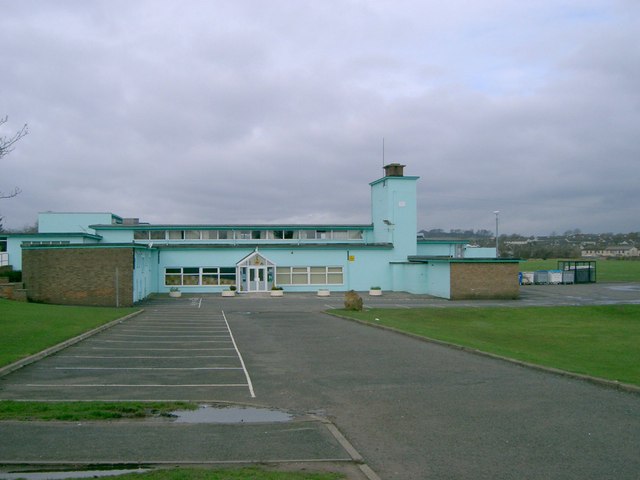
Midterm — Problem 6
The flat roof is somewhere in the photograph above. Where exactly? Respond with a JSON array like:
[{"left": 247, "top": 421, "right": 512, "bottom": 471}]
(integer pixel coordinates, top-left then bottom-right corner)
[{"left": 408, "top": 256, "right": 521, "bottom": 263}]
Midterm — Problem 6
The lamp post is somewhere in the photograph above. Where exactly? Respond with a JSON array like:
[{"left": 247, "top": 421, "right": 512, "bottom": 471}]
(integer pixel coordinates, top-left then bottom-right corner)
[{"left": 493, "top": 210, "right": 500, "bottom": 258}]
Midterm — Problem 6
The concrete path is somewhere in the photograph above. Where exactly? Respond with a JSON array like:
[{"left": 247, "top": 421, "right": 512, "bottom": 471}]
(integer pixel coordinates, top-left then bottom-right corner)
[{"left": 1, "top": 285, "right": 640, "bottom": 479}]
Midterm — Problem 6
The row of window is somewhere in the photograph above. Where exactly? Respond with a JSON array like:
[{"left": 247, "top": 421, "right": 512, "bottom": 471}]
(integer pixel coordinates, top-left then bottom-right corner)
[
  {"left": 275, "top": 266, "right": 343, "bottom": 285},
  {"left": 165, "top": 267, "right": 236, "bottom": 286},
  {"left": 135, "top": 229, "right": 364, "bottom": 241},
  {"left": 163, "top": 266, "right": 344, "bottom": 286}
]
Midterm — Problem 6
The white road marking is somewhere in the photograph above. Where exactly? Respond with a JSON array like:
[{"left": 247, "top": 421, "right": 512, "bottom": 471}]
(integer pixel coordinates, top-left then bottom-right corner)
[
  {"left": 222, "top": 310, "right": 255, "bottom": 398},
  {"left": 54, "top": 367, "right": 242, "bottom": 370},
  {"left": 89, "top": 347, "right": 235, "bottom": 351},
  {"left": 88, "top": 340, "right": 232, "bottom": 343},
  {"left": 67, "top": 355, "right": 236, "bottom": 359},
  {"left": 107, "top": 334, "right": 231, "bottom": 338},
  {"left": 23, "top": 384, "right": 249, "bottom": 388}
]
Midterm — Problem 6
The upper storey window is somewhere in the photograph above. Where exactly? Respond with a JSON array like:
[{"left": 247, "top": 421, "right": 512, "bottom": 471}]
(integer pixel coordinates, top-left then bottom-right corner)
[{"left": 132, "top": 228, "right": 364, "bottom": 242}]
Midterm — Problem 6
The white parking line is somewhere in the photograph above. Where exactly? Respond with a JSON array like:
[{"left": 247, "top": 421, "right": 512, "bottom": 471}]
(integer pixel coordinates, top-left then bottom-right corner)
[
  {"left": 67, "top": 355, "right": 236, "bottom": 359},
  {"left": 107, "top": 334, "right": 231, "bottom": 338},
  {"left": 88, "top": 340, "right": 232, "bottom": 343},
  {"left": 89, "top": 347, "right": 235, "bottom": 351},
  {"left": 54, "top": 367, "right": 242, "bottom": 371},
  {"left": 222, "top": 310, "right": 255, "bottom": 398},
  {"left": 23, "top": 384, "right": 249, "bottom": 388}
]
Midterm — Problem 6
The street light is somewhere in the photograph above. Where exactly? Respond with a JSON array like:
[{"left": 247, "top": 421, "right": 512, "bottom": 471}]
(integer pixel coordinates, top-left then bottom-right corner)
[{"left": 493, "top": 211, "right": 500, "bottom": 258}]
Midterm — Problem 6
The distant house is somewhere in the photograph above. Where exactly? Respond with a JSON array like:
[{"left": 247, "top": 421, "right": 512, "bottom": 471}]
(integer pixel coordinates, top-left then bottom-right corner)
[
  {"left": 582, "top": 244, "right": 638, "bottom": 258},
  {"left": 581, "top": 248, "right": 606, "bottom": 257},
  {"left": 1, "top": 164, "right": 520, "bottom": 306},
  {"left": 604, "top": 245, "right": 639, "bottom": 257}
]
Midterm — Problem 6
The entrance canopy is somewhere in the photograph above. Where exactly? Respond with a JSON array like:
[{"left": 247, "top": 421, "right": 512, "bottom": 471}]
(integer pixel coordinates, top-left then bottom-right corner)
[{"left": 236, "top": 250, "right": 276, "bottom": 292}]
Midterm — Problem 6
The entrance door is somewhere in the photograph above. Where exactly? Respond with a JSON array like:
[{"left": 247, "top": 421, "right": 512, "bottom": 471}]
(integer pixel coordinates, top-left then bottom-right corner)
[{"left": 248, "top": 266, "right": 268, "bottom": 291}]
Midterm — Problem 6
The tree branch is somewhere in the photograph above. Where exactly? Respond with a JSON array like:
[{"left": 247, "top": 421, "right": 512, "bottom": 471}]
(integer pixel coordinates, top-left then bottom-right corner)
[
  {"left": 0, "top": 187, "right": 22, "bottom": 199},
  {"left": 0, "top": 116, "right": 29, "bottom": 159}
]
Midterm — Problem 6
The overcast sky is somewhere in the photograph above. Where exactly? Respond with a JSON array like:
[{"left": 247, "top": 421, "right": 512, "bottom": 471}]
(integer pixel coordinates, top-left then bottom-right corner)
[{"left": 1, "top": 0, "right": 638, "bottom": 235}]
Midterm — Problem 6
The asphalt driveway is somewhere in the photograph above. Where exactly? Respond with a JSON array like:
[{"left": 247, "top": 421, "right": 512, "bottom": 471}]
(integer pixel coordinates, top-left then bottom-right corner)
[
  {"left": 2, "top": 285, "right": 639, "bottom": 479},
  {"left": 217, "top": 293, "right": 640, "bottom": 480}
]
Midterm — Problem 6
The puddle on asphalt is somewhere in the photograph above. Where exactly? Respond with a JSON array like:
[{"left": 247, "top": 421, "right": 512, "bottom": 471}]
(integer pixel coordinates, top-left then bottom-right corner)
[
  {"left": 171, "top": 404, "right": 293, "bottom": 424},
  {"left": 606, "top": 285, "right": 640, "bottom": 292}
]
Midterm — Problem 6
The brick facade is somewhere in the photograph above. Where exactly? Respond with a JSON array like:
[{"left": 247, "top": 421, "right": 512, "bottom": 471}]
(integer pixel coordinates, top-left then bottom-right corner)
[
  {"left": 23, "top": 247, "right": 134, "bottom": 306},
  {"left": 450, "top": 262, "right": 520, "bottom": 300}
]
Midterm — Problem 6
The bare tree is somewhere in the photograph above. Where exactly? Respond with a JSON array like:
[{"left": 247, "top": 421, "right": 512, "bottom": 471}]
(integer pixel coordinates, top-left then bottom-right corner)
[{"left": 1, "top": 115, "right": 28, "bottom": 199}]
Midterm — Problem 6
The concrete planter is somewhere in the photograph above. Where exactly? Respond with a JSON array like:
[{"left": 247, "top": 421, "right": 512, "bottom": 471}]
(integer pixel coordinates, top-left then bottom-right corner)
[
  {"left": 270, "top": 290, "right": 284, "bottom": 297},
  {"left": 317, "top": 289, "right": 331, "bottom": 297},
  {"left": 368, "top": 289, "right": 382, "bottom": 296},
  {"left": 169, "top": 290, "right": 181, "bottom": 298},
  {"left": 221, "top": 290, "right": 236, "bottom": 297}
]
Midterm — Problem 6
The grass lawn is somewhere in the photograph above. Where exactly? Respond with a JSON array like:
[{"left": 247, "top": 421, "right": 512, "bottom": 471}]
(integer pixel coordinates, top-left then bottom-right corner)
[
  {"left": 0, "top": 298, "right": 138, "bottom": 367},
  {"left": 0, "top": 400, "right": 197, "bottom": 421},
  {"left": 109, "top": 467, "right": 343, "bottom": 480},
  {"left": 334, "top": 305, "right": 640, "bottom": 386},
  {"left": 520, "top": 258, "right": 640, "bottom": 282}
]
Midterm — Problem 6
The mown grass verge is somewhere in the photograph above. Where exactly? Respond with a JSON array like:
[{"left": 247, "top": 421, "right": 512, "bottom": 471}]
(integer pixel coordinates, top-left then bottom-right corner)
[
  {"left": 520, "top": 258, "right": 640, "bottom": 282},
  {"left": 333, "top": 305, "right": 640, "bottom": 386},
  {"left": 110, "top": 467, "right": 344, "bottom": 480},
  {"left": 0, "top": 401, "right": 198, "bottom": 421},
  {"left": 0, "top": 298, "right": 138, "bottom": 367}
]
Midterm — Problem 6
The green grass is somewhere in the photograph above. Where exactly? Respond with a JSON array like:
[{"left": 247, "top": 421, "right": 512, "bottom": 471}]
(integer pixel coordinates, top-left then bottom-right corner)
[
  {"left": 521, "top": 258, "right": 640, "bottom": 282},
  {"left": 334, "top": 305, "right": 640, "bottom": 386},
  {"left": 0, "top": 401, "right": 198, "bottom": 421},
  {"left": 0, "top": 299, "right": 138, "bottom": 367},
  {"left": 109, "top": 467, "right": 343, "bottom": 480}
]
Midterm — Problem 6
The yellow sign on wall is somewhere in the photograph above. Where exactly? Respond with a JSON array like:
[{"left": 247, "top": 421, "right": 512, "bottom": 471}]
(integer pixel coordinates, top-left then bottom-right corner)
[{"left": 348, "top": 255, "right": 355, "bottom": 262}]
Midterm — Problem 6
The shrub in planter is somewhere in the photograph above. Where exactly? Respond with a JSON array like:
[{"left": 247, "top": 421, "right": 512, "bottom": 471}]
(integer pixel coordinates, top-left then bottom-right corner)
[{"left": 369, "top": 286, "right": 382, "bottom": 296}]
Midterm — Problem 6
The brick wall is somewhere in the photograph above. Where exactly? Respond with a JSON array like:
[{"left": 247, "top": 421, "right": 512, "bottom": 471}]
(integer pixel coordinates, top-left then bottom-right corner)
[
  {"left": 450, "top": 262, "right": 520, "bottom": 300},
  {"left": 23, "top": 247, "right": 134, "bottom": 306}
]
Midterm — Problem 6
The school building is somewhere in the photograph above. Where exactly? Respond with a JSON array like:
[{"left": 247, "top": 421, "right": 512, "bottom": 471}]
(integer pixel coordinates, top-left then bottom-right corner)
[{"left": 1, "top": 164, "right": 519, "bottom": 306}]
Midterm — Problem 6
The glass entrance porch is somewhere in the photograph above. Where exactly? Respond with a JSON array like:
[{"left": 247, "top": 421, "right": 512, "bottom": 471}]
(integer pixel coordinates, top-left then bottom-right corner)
[{"left": 237, "top": 251, "right": 275, "bottom": 292}]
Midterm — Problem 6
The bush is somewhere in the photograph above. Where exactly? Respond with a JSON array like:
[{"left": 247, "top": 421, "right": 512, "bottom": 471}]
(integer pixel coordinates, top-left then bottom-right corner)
[
  {"left": 7, "top": 270, "right": 21, "bottom": 283},
  {"left": 344, "top": 290, "right": 363, "bottom": 311}
]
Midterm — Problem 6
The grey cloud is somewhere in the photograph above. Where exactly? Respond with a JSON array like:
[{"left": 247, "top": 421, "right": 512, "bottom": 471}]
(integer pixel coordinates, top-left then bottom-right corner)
[{"left": 1, "top": 1, "right": 638, "bottom": 236}]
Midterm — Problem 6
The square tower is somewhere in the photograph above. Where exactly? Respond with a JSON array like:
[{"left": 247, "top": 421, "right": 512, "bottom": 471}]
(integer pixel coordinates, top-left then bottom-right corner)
[{"left": 370, "top": 164, "right": 419, "bottom": 259}]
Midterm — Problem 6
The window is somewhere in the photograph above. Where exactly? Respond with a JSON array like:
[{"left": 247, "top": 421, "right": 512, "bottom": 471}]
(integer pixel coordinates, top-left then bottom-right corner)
[
  {"left": 134, "top": 230, "right": 150, "bottom": 240},
  {"left": 168, "top": 230, "right": 184, "bottom": 240},
  {"left": 274, "top": 266, "right": 343, "bottom": 285},
  {"left": 310, "top": 266, "right": 326, "bottom": 284},
  {"left": 202, "top": 268, "right": 218, "bottom": 285},
  {"left": 291, "top": 267, "right": 308, "bottom": 285},
  {"left": 165, "top": 268, "right": 181, "bottom": 286},
  {"left": 327, "top": 267, "right": 343, "bottom": 284},
  {"left": 201, "top": 231, "right": 218, "bottom": 240},
  {"left": 220, "top": 267, "right": 236, "bottom": 285},
  {"left": 164, "top": 267, "right": 237, "bottom": 286},
  {"left": 185, "top": 230, "right": 201, "bottom": 240},
  {"left": 150, "top": 230, "right": 166, "bottom": 240}
]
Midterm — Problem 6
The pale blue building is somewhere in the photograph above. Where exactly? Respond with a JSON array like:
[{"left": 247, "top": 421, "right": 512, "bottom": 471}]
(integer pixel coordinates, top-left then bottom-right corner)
[{"left": 1, "top": 164, "right": 519, "bottom": 304}]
